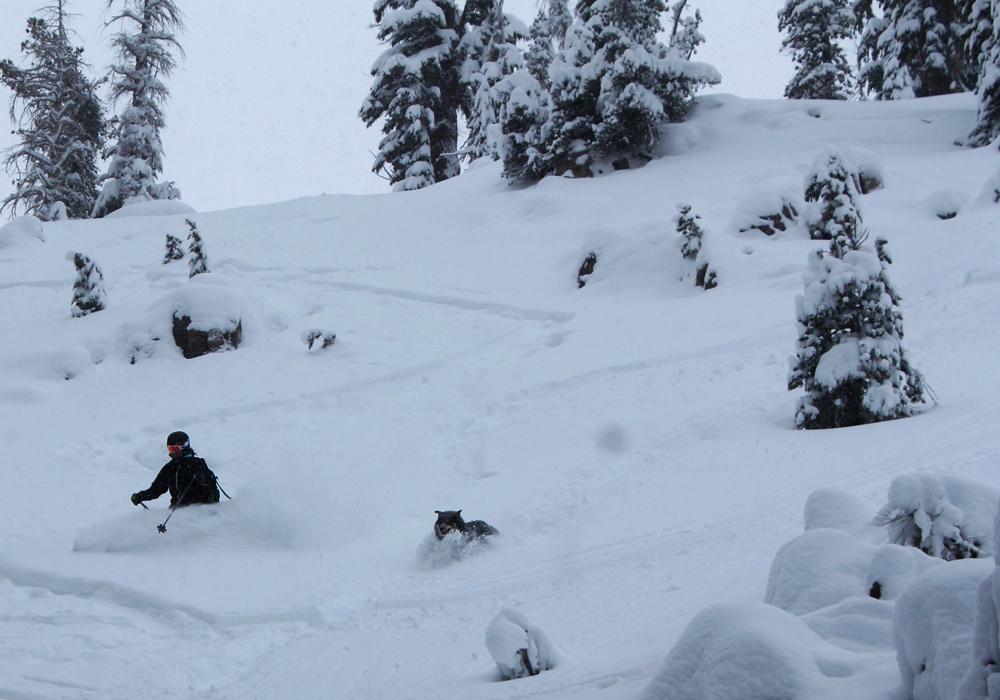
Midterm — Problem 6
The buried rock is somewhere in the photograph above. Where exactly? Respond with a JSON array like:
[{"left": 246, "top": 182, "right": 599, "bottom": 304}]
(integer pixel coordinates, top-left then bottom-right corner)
[{"left": 172, "top": 313, "right": 242, "bottom": 359}]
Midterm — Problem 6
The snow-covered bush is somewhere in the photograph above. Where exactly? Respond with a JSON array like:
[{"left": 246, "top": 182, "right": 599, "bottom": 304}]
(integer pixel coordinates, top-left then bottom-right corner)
[
  {"left": 638, "top": 601, "right": 865, "bottom": 700},
  {"left": 787, "top": 230, "right": 928, "bottom": 430},
  {"left": 485, "top": 608, "right": 556, "bottom": 680},
  {"left": 875, "top": 473, "right": 999, "bottom": 561},
  {"left": 894, "top": 560, "right": 992, "bottom": 700},
  {"left": 302, "top": 329, "right": 336, "bottom": 354},
  {"left": 67, "top": 251, "right": 106, "bottom": 317}
]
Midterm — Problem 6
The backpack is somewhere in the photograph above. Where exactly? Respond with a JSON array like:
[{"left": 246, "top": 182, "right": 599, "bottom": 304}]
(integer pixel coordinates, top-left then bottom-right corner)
[{"left": 173, "top": 455, "right": 220, "bottom": 505}]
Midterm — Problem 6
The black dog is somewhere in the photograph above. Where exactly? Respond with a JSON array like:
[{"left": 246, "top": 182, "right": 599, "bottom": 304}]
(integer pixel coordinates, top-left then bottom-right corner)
[{"left": 434, "top": 510, "right": 498, "bottom": 541}]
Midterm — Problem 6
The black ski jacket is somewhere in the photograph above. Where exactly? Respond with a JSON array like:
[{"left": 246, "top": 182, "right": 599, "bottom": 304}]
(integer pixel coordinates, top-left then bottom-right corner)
[{"left": 135, "top": 451, "right": 220, "bottom": 507}]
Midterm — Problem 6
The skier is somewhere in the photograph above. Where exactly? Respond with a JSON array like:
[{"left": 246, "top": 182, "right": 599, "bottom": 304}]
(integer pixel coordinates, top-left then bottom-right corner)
[{"left": 131, "top": 431, "right": 221, "bottom": 508}]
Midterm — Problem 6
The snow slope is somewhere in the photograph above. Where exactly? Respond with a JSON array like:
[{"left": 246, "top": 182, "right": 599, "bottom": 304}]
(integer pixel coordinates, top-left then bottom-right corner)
[{"left": 2, "top": 92, "right": 1000, "bottom": 700}]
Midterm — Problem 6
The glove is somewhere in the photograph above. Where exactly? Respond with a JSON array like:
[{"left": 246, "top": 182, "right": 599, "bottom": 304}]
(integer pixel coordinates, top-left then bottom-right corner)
[{"left": 131, "top": 493, "right": 142, "bottom": 506}]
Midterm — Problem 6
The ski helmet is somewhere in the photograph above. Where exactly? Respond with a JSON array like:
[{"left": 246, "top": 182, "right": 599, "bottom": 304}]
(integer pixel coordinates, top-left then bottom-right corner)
[{"left": 166, "top": 431, "right": 190, "bottom": 448}]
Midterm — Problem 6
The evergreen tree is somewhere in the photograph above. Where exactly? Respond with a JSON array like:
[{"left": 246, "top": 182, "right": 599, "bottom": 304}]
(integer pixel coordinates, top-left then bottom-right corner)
[
  {"left": 547, "top": 0, "right": 574, "bottom": 47},
  {"left": 860, "top": 0, "right": 971, "bottom": 99},
  {"left": 788, "top": 228, "right": 927, "bottom": 430},
  {"left": 67, "top": 251, "right": 106, "bottom": 316},
  {"left": 163, "top": 232, "right": 183, "bottom": 263},
  {"left": 461, "top": 1, "right": 529, "bottom": 162},
  {"left": 778, "top": 0, "right": 855, "bottom": 100},
  {"left": 675, "top": 202, "right": 715, "bottom": 288},
  {"left": 524, "top": 9, "right": 556, "bottom": 88},
  {"left": 967, "top": 0, "right": 1000, "bottom": 146},
  {"left": 960, "top": 0, "right": 993, "bottom": 85},
  {"left": 804, "top": 148, "right": 863, "bottom": 242},
  {"left": 0, "top": 3, "right": 104, "bottom": 220},
  {"left": 186, "top": 219, "right": 207, "bottom": 277},
  {"left": 497, "top": 68, "right": 550, "bottom": 181},
  {"left": 541, "top": 0, "right": 720, "bottom": 178},
  {"left": 676, "top": 202, "right": 702, "bottom": 263},
  {"left": 360, "top": 0, "right": 463, "bottom": 191},
  {"left": 94, "top": 0, "right": 184, "bottom": 218}
]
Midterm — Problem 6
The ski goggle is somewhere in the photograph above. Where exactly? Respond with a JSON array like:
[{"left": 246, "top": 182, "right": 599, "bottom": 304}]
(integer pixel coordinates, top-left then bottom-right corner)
[{"left": 167, "top": 443, "right": 186, "bottom": 454}]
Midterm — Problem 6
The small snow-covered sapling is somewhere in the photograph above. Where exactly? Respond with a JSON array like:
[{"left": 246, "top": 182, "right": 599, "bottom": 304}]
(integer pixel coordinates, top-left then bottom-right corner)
[
  {"left": 302, "top": 329, "right": 336, "bottom": 353},
  {"left": 186, "top": 219, "right": 208, "bottom": 277},
  {"left": 66, "top": 251, "right": 106, "bottom": 317},
  {"left": 164, "top": 233, "right": 185, "bottom": 263}
]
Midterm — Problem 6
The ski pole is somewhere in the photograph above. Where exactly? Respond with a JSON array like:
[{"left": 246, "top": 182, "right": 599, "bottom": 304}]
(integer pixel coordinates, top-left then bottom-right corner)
[{"left": 158, "top": 477, "right": 195, "bottom": 533}]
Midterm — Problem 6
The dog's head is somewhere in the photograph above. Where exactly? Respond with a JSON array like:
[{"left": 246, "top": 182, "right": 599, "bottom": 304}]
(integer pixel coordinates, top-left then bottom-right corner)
[{"left": 434, "top": 510, "right": 466, "bottom": 540}]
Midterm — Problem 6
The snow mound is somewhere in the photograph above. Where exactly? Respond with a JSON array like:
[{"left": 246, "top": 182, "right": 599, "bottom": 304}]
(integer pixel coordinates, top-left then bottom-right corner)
[
  {"left": 485, "top": 608, "right": 557, "bottom": 680},
  {"left": 0, "top": 214, "right": 45, "bottom": 248},
  {"left": 638, "top": 602, "right": 867, "bottom": 700},
  {"left": 894, "top": 559, "right": 992, "bottom": 700},
  {"left": 415, "top": 531, "right": 496, "bottom": 569},
  {"left": 804, "top": 487, "right": 874, "bottom": 536},
  {"left": 105, "top": 199, "right": 197, "bottom": 218},
  {"left": 765, "top": 528, "right": 875, "bottom": 615}
]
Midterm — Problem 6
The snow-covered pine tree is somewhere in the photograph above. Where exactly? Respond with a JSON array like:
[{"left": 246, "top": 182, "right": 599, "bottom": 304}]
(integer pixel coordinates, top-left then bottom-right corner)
[
  {"left": 675, "top": 202, "right": 716, "bottom": 289},
  {"left": 676, "top": 202, "right": 702, "bottom": 264},
  {"left": 360, "top": 0, "right": 463, "bottom": 190},
  {"left": 541, "top": 0, "right": 720, "bottom": 178},
  {"left": 93, "top": 0, "right": 184, "bottom": 218},
  {"left": 163, "top": 232, "right": 183, "bottom": 263},
  {"left": 0, "top": 3, "right": 104, "bottom": 220},
  {"left": 778, "top": 0, "right": 855, "bottom": 100},
  {"left": 966, "top": 0, "right": 1000, "bottom": 145},
  {"left": 461, "top": 1, "right": 529, "bottom": 162},
  {"left": 960, "top": 0, "right": 994, "bottom": 86},
  {"left": 804, "top": 147, "right": 863, "bottom": 242},
  {"left": 788, "top": 227, "right": 928, "bottom": 430},
  {"left": 524, "top": 9, "right": 556, "bottom": 88},
  {"left": 67, "top": 251, "right": 106, "bottom": 316},
  {"left": 497, "top": 68, "right": 550, "bottom": 181},
  {"left": 859, "top": 0, "right": 971, "bottom": 99},
  {"left": 186, "top": 219, "right": 207, "bottom": 277},
  {"left": 547, "top": 0, "right": 573, "bottom": 47}
]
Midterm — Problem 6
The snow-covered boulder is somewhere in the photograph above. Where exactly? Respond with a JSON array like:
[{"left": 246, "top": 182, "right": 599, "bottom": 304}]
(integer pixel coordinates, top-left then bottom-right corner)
[
  {"left": 765, "top": 528, "right": 874, "bottom": 615},
  {"left": 484, "top": 608, "right": 556, "bottom": 680},
  {"left": 733, "top": 182, "right": 802, "bottom": 237},
  {"left": 875, "top": 473, "right": 999, "bottom": 560},
  {"left": 894, "top": 559, "right": 992, "bottom": 700},
  {"left": 638, "top": 602, "right": 867, "bottom": 700},
  {"left": 168, "top": 280, "right": 247, "bottom": 359}
]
